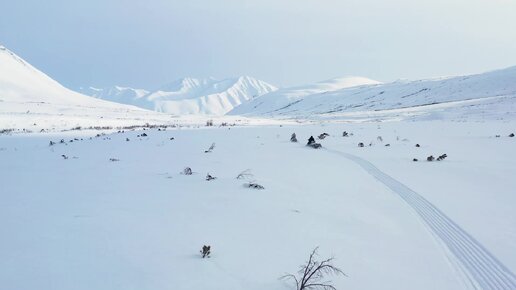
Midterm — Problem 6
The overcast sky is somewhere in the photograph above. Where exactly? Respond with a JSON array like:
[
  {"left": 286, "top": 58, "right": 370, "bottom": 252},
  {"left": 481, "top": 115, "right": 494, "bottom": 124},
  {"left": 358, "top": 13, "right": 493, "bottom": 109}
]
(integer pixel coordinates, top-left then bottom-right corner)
[{"left": 1, "top": 0, "right": 516, "bottom": 89}]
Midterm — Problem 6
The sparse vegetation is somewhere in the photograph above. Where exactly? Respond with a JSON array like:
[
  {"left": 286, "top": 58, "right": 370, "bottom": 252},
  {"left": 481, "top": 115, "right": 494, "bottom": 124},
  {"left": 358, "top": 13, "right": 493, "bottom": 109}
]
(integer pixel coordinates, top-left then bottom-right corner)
[
  {"left": 236, "top": 169, "right": 254, "bottom": 180},
  {"left": 307, "top": 136, "right": 322, "bottom": 149},
  {"left": 436, "top": 154, "right": 448, "bottom": 161},
  {"left": 200, "top": 245, "right": 211, "bottom": 258},
  {"left": 281, "top": 247, "right": 345, "bottom": 290},
  {"left": 204, "top": 143, "right": 215, "bottom": 153},
  {"left": 245, "top": 182, "right": 265, "bottom": 190},
  {"left": 318, "top": 133, "right": 329, "bottom": 140}
]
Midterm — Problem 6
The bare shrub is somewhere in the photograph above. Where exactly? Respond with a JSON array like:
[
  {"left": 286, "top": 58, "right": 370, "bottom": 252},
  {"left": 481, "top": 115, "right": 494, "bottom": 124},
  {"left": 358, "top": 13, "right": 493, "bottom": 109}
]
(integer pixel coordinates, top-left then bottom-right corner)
[
  {"left": 200, "top": 245, "right": 211, "bottom": 258},
  {"left": 245, "top": 182, "right": 265, "bottom": 190},
  {"left": 204, "top": 143, "right": 216, "bottom": 153},
  {"left": 318, "top": 133, "right": 329, "bottom": 140},
  {"left": 281, "top": 247, "right": 345, "bottom": 290},
  {"left": 236, "top": 169, "right": 254, "bottom": 180},
  {"left": 182, "top": 167, "right": 193, "bottom": 175}
]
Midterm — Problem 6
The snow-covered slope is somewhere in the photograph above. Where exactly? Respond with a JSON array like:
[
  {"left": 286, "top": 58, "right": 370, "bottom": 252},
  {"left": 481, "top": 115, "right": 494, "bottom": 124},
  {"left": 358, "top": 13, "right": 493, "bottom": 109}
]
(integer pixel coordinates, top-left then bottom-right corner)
[
  {"left": 229, "top": 76, "right": 380, "bottom": 116},
  {"left": 0, "top": 45, "right": 177, "bottom": 131},
  {"left": 230, "top": 68, "right": 516, "bottom": 120},
  {"left": 0, "top": 45, "right": 136, "bottom": 108}
]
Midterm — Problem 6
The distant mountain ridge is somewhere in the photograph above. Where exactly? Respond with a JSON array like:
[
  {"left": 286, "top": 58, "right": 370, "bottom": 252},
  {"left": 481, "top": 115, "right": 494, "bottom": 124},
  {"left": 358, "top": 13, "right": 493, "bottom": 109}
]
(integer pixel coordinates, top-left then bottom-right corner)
[{"left": 80, "top": 76, "right": 277, "bottom": 115}]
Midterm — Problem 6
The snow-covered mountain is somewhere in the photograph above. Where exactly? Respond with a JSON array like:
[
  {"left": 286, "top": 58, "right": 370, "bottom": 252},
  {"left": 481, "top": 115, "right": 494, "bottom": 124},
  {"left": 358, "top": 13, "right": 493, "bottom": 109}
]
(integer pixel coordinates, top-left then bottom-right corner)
[
  {"left": 0, "top": 44, "right": 172, "bottom": 131},
  {"left": 147, "top": 76, "right": 277, "bottom": 115},
  {"left": 81, "top": 77, "right": 277, "bottom": 116},
  {"left": 229, "top": 68, "right": 516, "bottom": 120},
  {"left": 78, "top": 86, "right": 149, "bottom": 103},
  {"left": 229, "top": 76, "right": 381, "bottom": 115}
]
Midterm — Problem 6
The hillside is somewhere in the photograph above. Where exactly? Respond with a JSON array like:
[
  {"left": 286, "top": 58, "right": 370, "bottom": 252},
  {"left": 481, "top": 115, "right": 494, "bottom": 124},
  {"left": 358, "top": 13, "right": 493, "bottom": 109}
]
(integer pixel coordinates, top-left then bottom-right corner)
[
  {"left": 230, "top": 68, "right": 516, "bottom": 121},
  {"left": 0, "top": 45, "right": 175, "bottom": 131}
]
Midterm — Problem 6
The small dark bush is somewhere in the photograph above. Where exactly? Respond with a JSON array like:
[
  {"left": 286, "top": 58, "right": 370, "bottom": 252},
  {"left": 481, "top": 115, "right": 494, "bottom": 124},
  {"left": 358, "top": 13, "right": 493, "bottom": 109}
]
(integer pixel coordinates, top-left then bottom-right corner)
[
  {"left": 245, "top": 182, "right": 265, "bottom": 190},
  {"left": 436, "top": 154, "right": 447, "bottom": 161},
  {"left": 200, "top": 245, "right": 211, "bottom": 258}
]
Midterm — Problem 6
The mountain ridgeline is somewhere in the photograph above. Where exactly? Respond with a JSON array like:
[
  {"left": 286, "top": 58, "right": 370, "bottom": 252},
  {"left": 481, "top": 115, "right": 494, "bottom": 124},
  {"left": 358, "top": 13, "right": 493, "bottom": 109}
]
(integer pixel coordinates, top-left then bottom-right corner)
[{"left": 80, "top": 77, "right": 277, "bottom": 116}]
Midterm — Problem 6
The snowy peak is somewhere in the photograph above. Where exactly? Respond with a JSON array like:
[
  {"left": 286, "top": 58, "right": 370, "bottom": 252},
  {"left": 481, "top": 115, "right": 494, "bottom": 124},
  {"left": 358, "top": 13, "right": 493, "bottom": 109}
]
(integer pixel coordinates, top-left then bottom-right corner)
[
  {"left": 147, "top": 76, "right": 277, "bottom": 115},
  {"left": 81, "top": 76, "right": 277, "bottom": 115}
]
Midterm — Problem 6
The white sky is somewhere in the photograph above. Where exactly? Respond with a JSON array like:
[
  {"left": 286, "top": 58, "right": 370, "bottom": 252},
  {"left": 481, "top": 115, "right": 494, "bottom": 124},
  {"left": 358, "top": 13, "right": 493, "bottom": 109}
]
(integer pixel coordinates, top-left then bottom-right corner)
[{"left": 1, "top": 0, "right": 515, "bottom": 89}]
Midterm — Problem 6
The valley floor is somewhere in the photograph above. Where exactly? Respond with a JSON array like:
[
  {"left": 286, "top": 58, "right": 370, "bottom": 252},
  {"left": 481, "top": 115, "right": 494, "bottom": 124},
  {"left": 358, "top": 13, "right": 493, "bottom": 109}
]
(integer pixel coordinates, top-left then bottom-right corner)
[{"left": 1, "top": 120, "right": 515, "bottom": 290}]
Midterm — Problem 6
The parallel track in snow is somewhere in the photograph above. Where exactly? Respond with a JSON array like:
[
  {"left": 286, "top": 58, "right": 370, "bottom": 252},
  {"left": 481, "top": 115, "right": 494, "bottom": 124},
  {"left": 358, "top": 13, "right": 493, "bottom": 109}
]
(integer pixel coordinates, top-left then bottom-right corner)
[{"left": 325, "top": 149, "right": 516, "bottom": 290}]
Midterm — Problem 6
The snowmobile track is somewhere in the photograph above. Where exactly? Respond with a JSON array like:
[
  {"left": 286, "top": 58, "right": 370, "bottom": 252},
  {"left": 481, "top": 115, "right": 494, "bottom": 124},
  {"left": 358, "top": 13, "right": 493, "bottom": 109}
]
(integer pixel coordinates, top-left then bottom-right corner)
[{"left": 325, "top": 148, "right": 516, "bottom": 290}]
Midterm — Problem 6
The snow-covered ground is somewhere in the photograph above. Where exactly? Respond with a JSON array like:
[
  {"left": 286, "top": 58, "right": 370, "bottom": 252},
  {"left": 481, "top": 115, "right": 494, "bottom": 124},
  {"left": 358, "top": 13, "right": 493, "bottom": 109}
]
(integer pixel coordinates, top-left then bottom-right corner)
[
  {"left": 1, "top": 120, "right": 515, "bottom": 290},
  {"left": 2, "top": 42, "right": 516, "bottom": 290}
]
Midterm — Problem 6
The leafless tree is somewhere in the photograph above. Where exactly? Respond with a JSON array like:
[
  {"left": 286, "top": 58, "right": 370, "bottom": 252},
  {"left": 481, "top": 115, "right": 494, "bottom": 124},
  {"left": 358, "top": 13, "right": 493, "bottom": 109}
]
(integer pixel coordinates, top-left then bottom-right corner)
[{"left": 281, "top": 247, "right": 345, "bottom": 290}]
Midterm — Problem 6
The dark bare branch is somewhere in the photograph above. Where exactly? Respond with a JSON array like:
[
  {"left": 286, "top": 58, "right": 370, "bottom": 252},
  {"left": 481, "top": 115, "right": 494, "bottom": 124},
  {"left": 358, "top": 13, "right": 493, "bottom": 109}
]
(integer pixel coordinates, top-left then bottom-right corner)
[{"left": 281, "top": 247, "right": 345, "bottom": 290}]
